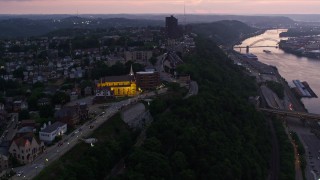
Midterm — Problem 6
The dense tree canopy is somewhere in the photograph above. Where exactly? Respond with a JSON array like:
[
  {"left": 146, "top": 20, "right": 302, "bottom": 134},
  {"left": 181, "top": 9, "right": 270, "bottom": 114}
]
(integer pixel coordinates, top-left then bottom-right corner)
[{"left": 116, "top": 37, "right": 271, "bottom": 180}]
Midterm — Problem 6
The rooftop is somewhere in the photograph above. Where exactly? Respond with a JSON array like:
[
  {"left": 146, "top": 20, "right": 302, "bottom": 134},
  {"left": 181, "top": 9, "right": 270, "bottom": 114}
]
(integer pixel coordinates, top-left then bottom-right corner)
[
  {"left": 40, "top": 121, "right": 66, "bottom": 133},
  {"left": 101, "top": 75, "right": 134, "bottom": 83},
  {"left": 13, "top": 132, "right": 40, "bottom": 147}
]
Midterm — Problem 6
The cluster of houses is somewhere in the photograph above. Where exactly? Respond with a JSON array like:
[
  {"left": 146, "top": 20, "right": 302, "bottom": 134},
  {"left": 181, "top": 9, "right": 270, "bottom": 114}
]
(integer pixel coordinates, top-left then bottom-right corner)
[
  {"left": 1, "top": 31, "right": 157, "bottom": 86},
  {"left": 0, "top": 25, "right": 196, "bottom": 174},
  {"left": 0, "top": 101, "right": 89, "bottom": 172}
]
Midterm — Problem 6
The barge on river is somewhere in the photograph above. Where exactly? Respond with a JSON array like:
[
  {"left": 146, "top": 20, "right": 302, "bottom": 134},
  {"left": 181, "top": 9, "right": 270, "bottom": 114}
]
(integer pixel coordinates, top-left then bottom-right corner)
[{"left": 292, "top": 80, "right": 317, "bottom": 98}]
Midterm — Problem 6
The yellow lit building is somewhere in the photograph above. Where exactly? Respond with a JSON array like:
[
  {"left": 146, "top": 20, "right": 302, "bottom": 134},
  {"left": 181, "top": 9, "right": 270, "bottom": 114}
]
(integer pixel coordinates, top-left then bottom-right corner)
[{"left": 96, "top": 66, "right": 137, "bottom": 97}]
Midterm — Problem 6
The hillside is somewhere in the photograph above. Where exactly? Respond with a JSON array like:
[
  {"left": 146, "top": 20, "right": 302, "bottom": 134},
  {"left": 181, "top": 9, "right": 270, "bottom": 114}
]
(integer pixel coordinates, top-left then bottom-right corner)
[
  {"left": 192, "top": 20, "right": 257, "bottom": 45},
  {"left": 112, "top": 37, "right": 271, "bottom": 180},
  {"left": 0, "top": 17, "right": 163, "bottom": 38},
  {"left": 0, "top": 14, "right": 295, "bottom": 25}
]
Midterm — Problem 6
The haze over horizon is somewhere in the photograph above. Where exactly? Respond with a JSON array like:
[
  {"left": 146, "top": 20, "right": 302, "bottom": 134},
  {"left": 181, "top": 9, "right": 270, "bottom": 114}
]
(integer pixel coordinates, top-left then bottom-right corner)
[{"left": 1, "top": 0, "right": 320, "bottom": 15}]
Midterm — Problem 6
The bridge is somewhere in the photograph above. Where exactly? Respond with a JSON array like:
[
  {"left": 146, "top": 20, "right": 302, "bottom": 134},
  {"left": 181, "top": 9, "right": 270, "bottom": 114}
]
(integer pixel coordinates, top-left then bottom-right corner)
[
  {"left": 259, "top": 108, "right": 320, "bottom": 121},
  {"left": 234, "top": 38, "right": 280, "bottom": 53}
]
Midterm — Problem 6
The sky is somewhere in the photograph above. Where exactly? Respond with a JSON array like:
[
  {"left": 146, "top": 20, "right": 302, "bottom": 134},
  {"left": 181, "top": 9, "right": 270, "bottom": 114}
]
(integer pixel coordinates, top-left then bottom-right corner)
[{"left": 0, "top": 0, "right": 319, "bottom": 14}]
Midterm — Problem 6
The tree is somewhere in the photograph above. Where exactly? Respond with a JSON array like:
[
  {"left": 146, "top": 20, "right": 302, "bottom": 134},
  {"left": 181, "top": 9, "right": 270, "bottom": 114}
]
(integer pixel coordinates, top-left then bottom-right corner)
[
  {"left": 149, "top": 56, "right": 157, "bottom": 66},
  {"left": 27, "top": 96, "right": 38, "bottom": 111},
  {"left": 143, "top": 137, "right": 162, "bottom": 152},
  {"left": 12, "top": 67, "right": 25, "bottom": 79},
  {"left": 39, "top": 105, "right": 54, "bottom": 118},
  {"left": 265, "top": 81, "right": 284, "bottom": 99},
  {"left": 33, "top": 82, "right": 44, "bottom": 89},
  {"left": 19, "top": 110, "right": 30, "bottom": 121},
  {"left": 52, "top": 91, "right": 70, "bottom": 105},
  {"left": 171, "top": 151, "right": 188, "bottom": 170}
]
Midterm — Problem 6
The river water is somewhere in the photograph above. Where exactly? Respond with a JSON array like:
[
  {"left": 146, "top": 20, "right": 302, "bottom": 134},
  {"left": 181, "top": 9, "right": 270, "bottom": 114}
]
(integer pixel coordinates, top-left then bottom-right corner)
[{"left": 236, "top": 29, "right": 320, "bottom": 114}]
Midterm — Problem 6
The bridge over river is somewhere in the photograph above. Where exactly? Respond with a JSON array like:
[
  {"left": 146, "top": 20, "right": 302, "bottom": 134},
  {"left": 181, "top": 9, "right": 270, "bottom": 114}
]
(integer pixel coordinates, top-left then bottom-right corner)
[
  {"left": 234, "top": 38, "right": 279, "bottom": 53},
  {"left": 259, "top": 108, "right": 320, "bottom": 121}
]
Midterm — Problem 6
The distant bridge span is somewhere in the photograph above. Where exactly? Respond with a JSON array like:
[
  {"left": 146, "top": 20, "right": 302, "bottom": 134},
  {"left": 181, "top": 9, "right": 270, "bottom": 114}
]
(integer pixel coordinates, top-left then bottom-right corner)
[
  {"left": 259, "top": 108, "right": 320, "bottom": 120},
  {"left": 234, "top": 38, "right": 280, "bottom": 53},
  {"left": 249, "top": 38, "right": 279, "bottom": 47}
]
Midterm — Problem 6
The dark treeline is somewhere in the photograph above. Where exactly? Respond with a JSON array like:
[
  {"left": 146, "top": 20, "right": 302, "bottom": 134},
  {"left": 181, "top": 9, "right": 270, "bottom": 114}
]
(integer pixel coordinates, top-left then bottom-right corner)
[
  {"left": 280, "top": 28, "right": 320, "bottom": 37},
  {"left": 192, "top": 20, "right": 257, "bottom": 45},
  {"left": 0, "top": 17, "right": 163, "bottom": 38},
  {"left": 113, "top": 37, "right": 272, "bottom": 180},
  {"left": 272, "top": 118, "right": 295, "bottom": 180}
]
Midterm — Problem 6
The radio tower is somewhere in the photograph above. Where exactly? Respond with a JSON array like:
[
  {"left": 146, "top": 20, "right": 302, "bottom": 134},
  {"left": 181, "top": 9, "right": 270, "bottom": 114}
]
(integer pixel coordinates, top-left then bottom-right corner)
[{"left": 184, "top": 0, "right": 186, "bottom": 26}]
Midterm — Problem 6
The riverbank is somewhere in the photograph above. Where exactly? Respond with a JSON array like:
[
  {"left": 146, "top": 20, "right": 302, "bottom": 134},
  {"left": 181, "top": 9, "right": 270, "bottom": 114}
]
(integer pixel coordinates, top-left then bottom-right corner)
[
  {"left": 279, "top": 41, "right": 320, "bottom": 60},
  {"left": 234, "top": 29, "right": 320, "bottom": 113},
  {"left": 274, "top": 70, "right": 308, "bottom": 113},
  {"left": 232, "top": 29, "right": 267, "bottom": 47}
]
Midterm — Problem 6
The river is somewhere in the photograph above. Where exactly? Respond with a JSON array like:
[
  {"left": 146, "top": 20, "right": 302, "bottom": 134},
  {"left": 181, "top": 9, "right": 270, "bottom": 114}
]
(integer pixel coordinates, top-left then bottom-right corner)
[{"left": 236, "top": 29, "right": 320, "bottom": 114}]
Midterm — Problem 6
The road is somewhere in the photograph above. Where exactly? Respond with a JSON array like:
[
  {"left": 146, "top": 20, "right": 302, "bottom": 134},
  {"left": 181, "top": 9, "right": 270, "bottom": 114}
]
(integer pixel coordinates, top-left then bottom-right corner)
[
  {"left": 155, "top": 53, "right": 177, "bottom": 82},
  {"left": 184, "top": 81, "right": 198, "bottom": 99},
  {"left": 260, "top": 85, "right": 283, "bottom": 109},
  {"left": 0, "top": 113, "right": 18, "bottom": 144},
  {"left": 275, "top": 71, "right": 306, "bottom": 113},
  {"left": 285, "top": 117, "right": 320, "bottom": 180},
  {"left": 10, "top": 93, "right": 155, "bottom": 180},
  {"left": 260, "top": 108, "right": 320, "bottom": 121}
]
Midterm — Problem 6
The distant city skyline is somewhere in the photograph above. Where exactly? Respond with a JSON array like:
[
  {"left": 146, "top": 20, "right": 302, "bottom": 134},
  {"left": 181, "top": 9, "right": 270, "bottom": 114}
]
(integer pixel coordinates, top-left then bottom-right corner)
[{"left": 0, "top": 0, "right": 320, "bottom": 14}]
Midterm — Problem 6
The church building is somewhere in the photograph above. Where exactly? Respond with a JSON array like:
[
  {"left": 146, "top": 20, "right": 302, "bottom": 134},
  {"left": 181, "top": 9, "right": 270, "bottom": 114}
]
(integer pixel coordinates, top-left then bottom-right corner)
[{"left": 96, "top": 66, "right": 137, "bottom": 97}]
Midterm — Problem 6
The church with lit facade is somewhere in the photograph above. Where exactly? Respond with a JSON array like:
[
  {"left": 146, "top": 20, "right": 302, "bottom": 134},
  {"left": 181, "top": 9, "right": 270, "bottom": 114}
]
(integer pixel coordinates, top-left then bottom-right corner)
[{"left": 96, "top": 66, "right": 137, "bottom": 97}]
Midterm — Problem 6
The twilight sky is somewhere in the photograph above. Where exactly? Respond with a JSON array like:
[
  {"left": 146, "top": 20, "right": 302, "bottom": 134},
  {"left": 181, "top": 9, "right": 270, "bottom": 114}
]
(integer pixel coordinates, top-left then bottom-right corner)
[{"left": 0, "top": 0, "right": 319, "bottom": 14}]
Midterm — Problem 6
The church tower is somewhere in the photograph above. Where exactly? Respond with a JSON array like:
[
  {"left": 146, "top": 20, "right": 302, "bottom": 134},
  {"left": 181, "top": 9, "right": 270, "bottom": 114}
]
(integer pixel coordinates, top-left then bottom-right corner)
[{"left": 129, "top": 65, "right": 134, "bottom": 76}]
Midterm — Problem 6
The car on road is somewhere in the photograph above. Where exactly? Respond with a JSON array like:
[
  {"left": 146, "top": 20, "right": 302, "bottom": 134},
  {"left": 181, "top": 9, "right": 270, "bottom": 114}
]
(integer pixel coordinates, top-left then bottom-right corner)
[
  {"left": 58, "top": 142, "right": 63, "bottom": 147},
  {"left": 310, "top": 161, "right": 314, "bottom": 164},
  {"left": 16, "top": 171, "right": 23, "bottom": 176},
  {"left": 74, "top": 130, "right": 79, "bottom": 134},
  {"left": 89, "top": 125, "right": 94, "bottom": 129}
]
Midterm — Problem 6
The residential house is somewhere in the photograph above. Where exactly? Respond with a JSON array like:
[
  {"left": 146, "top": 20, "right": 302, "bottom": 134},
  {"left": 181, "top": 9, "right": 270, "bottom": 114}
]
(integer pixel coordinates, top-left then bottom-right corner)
[
  {"left": 78, "top": 103, "right": 89, "bottom": 121},
  {"left": 13, "top": 100, "right": 28, "bottom": 112},
  {"left": 20, "top": 120, "right": 36, "bottom": 129},
  {"left": 9, "top": 132, "right": 44, "bottom": 164},
  {"left": 54, "top": 106, "right": 79, "bottom": 126},
  {"left": 0, "top": 104, "right": 7, "bottom": 125},
  {"left": 70, "top": 91, "right": 78, "bottom": 101},
  {"left": 93, "top": 87, "right": 114, "bottom": 104},
  {"left": 37, "top": 98, "right": 51, "bottom": 107},
  {"left": 123, "top": 51, "right": 152, "bottom": 64},
  {"left": 0, "top": 141, "right": 9, "bottom": 173},
  {"left": 0, "top": 154, "right": 8, "bottom": 172},
  {"left": 84, "top": 86, "right": 92, "bottom": 96},
  {"left": 39, "top": 121, "right": 67, "bottom": 143}
]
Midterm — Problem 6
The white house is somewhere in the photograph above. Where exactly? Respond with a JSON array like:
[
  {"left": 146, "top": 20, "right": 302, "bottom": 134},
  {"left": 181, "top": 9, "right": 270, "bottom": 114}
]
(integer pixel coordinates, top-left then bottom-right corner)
[{"left": 39, "top": 121, "right": 67, "bottom": 142}]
